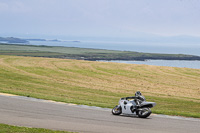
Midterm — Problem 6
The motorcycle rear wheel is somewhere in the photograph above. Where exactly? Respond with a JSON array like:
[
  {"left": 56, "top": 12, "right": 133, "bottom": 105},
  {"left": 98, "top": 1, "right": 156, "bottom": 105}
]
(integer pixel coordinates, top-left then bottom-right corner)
[
  {"left": 138, "top": 107, "right": 151, "bottom": 118},
  {"left": 112, "top": 105, "right": 122, "bottom": 115}
]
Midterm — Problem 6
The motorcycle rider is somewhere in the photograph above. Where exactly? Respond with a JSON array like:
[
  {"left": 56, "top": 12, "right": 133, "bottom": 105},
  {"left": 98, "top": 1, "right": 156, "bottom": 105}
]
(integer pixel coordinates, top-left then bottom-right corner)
[
  {"left": 135, "top": 91, "right": 146, "bottom": 103},
  {"left": 126, "top": 91, "right": 145, "bottom": 102},
  {"left": 125, "top": 91, "right": 145, "bottom": 111}
]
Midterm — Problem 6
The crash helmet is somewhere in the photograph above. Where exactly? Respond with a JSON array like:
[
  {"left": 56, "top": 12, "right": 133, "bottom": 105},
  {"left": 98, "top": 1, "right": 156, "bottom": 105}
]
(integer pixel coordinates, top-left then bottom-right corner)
[{"left": 135, "top": 91, "right": 142, "bottom": 96}]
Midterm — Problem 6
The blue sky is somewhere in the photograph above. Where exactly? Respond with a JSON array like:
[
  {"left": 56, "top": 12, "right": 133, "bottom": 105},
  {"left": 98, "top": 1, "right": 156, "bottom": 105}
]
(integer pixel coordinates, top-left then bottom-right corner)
[{"left": 0, "top": 0, "right": 200, "bottom": 39}]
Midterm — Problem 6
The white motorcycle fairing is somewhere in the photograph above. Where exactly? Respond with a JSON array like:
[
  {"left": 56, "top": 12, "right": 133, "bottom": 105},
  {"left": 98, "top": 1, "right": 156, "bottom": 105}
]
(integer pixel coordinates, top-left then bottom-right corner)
[{"left": 120, "top": 99, "right": 137, "bottom": 115}]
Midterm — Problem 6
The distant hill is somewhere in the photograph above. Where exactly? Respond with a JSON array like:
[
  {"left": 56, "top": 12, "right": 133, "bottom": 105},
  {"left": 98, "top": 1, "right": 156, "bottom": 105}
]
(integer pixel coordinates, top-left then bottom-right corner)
[
  {"left": 0, "top": 37, "right": 28, "bottom": 43},
  {"left": 26, "top": 39, "right": 46, "bottom": 41},
  {"left": 0, "top": 36, "right": 80, "bottom": 43},
  {"left": 1, "top": 43, "right": 200, "bottom": 61}
]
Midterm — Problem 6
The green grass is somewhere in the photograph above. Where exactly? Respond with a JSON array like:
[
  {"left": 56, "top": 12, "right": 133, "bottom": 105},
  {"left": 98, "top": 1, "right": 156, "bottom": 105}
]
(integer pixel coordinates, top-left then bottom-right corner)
[
  {"left": 0, "top": 123, "right": 73, "bottom": 133},
  {"left": 0, "top": 43, "right": 199, "bottom": 61},
  {"left": 0, "top": 55, "right": 200, "bottom": 118},
  {"left": 146, "top": 96, "right": 200, "bottom": 118}
]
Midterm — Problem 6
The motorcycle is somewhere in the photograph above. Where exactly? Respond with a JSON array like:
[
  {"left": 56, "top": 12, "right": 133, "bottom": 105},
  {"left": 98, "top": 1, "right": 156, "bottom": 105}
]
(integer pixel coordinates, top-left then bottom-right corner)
[{"left": 112, "top": 95, "right": 156, "bottom": 118}]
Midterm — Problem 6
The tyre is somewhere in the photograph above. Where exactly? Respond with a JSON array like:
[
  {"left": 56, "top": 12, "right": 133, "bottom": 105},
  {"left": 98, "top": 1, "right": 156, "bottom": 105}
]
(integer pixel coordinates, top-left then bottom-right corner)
[
  {"left": 112, "top": 105, "right": 122, "bottom": 115},
  {"left": 138, "top": 107, "right": 151, "bottom": 118}
]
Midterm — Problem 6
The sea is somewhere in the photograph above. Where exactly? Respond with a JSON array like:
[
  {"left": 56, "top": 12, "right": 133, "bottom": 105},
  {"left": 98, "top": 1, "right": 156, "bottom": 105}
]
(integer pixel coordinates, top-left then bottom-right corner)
[{"left": 27, "top": 40, "right": 200, "bottom": 69}]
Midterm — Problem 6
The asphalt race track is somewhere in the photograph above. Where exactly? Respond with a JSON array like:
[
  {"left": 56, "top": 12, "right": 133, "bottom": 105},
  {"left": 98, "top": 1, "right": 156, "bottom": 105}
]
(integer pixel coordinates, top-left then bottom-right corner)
[{"left": 0, "top": 94, "right": 199, "bottom": 133}]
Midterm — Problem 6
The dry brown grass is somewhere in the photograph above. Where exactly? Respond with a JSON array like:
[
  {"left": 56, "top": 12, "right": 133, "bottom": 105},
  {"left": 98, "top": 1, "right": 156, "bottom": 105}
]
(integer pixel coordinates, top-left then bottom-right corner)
[{"left": 1, "top": 55, "right": 200, "bottom": 101}]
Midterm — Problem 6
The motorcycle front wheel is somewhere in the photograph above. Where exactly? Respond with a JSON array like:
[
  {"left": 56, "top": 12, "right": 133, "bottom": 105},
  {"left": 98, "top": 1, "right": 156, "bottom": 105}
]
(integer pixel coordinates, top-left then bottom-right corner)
[
  {"left": 112, "top": 105, "right": 122, "bottom": 115},
  {"left": 138, "top": 107, "right": 151, "bottom": 118}
]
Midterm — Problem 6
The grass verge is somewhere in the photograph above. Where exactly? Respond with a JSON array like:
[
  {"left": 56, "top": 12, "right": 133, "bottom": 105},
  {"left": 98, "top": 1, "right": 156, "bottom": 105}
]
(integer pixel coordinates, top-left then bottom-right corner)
[{"left": 0, "top": 123, "right": 73, "bottom": 133}]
